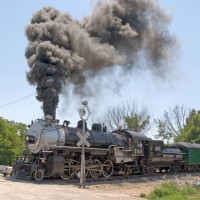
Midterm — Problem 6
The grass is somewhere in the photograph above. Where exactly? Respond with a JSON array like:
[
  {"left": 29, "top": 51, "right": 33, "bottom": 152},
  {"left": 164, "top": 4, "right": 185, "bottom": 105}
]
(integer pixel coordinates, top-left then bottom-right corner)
[{"left": 146, "top": 181, "right": 200, "bottom": 200}]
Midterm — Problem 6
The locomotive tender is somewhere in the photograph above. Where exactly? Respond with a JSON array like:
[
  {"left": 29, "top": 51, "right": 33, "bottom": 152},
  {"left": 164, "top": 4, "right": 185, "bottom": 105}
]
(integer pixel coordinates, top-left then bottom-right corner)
[{"left": 13, "top": 116, "right": 191, "bottom": 181}]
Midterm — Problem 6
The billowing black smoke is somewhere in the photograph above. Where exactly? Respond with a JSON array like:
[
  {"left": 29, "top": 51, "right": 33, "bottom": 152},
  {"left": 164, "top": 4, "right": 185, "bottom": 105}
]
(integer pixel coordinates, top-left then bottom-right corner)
[{"left": 25, "top": 0, "right": 177, "bottom": 117}]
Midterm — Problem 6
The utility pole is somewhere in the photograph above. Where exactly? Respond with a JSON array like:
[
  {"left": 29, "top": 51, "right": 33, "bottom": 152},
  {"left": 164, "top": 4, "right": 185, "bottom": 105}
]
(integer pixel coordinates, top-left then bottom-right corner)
[{"left": 77, "top": 100, "right": 91, "bottom": 188}]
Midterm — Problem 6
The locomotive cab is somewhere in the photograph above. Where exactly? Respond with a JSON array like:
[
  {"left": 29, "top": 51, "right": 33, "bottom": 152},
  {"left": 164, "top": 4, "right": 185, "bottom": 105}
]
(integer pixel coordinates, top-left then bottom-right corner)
[
  {"left": 144, "top": 140, "right": 164, "bottom": 159},
  {"left": 124, "top": 130, "right": 149, "bottom": 154}
]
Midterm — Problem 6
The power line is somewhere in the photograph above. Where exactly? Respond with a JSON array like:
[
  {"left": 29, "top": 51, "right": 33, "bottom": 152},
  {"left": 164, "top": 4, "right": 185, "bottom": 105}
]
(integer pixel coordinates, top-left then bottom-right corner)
[{"left": 0, "top": 93, "right": 36, "bottom": 108}]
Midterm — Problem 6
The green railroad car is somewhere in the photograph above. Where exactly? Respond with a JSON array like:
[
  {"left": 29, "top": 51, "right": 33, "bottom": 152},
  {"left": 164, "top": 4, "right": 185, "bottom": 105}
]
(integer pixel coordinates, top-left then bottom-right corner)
[{"left": 171, "top": 142, "right": 200, "bottom": 171}]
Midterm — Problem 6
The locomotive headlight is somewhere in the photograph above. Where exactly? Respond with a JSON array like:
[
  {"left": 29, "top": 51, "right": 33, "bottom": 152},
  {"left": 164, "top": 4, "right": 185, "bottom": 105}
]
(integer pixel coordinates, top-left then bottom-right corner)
[
  {"left": 25, "top": 135, "right": 36, "bottom": 144},
  {"left": 25, "top": 135, "right": 29, "bottom": 142}
]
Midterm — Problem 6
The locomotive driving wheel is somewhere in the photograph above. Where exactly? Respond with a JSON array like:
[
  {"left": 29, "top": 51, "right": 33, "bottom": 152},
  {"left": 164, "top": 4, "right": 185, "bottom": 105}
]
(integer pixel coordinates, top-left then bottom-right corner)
[
  {"left": 61, "top": 160, "right": 74, "bottom": 180},
  {"left": 102, "top": 160, "right": 113, "bottom": 178},
  {"left": 89, "top": 159, "right": 102, "bottom": 178},
  {"left": 72, "top": 160, "right": 81, "bottom": 179}
]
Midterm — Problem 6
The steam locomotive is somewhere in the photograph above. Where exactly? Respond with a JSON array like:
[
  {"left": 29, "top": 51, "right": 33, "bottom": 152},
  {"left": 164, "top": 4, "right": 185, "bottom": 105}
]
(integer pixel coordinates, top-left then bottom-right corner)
[{"left": 13, "top": 116, "right": 198, "bottom": 181}]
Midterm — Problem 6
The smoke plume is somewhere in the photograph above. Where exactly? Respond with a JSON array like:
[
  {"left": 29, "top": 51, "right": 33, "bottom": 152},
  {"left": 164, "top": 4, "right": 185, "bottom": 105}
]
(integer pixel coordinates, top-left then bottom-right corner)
[{"left": 25, "top": 0, "right": 177, "bottom": 117}]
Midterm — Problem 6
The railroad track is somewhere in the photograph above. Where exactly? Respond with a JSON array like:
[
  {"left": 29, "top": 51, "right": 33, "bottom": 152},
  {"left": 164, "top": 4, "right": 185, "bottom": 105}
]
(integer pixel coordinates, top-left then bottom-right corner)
[
  {"left": 12, "top": 171, "right": 200, "bottom": 186},
  {"left": 77, "top": 171, "right": 200, "bottom": 185}
]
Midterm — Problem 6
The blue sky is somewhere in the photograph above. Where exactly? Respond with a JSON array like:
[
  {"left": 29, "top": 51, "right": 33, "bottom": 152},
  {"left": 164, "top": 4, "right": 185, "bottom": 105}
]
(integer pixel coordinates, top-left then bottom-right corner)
[{"left": 0, "top": 0, "right": 200, "bottom": 130}]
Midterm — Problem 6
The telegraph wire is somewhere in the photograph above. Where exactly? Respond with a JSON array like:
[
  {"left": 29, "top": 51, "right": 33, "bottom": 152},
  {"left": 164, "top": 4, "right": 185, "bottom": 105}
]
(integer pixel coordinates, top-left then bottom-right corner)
[{"left": 0, "top": 93, "right": 36, "bottom": 108}]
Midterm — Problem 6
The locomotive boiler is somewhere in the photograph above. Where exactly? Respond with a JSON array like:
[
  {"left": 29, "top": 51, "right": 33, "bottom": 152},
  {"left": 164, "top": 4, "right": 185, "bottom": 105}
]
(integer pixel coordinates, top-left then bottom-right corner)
[{"left": 25, "top": 117, "right": 125, "bottom": 154}]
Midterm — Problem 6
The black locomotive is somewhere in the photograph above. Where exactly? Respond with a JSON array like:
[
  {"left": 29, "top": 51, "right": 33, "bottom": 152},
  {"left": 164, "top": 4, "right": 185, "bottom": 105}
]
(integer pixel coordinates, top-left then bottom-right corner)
[{"left": 13, "top": 117, "right": 188, "bottom": 181}]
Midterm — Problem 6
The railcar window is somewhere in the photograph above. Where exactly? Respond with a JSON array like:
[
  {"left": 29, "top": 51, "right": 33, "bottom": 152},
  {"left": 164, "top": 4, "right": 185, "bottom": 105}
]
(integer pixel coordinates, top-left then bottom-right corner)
[{"left": 137, "top": 141, "right": 143, "bottom": 148}]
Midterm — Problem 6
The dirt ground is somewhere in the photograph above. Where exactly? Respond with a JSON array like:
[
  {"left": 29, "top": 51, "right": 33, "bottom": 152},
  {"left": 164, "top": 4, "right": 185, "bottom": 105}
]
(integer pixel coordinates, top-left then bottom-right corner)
[{"left": 0, "top": 173, "right": 200, "bottom": 200}]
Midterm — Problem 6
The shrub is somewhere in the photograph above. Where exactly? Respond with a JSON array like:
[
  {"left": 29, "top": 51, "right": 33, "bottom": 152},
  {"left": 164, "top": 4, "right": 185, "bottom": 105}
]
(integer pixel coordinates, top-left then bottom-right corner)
[{"left": 147, "top": 181, "right": 200, "bottom": 200}]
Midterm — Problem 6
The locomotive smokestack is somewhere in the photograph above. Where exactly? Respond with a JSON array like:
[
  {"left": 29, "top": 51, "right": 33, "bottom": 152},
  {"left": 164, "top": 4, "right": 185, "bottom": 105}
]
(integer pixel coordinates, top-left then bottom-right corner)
[
  {"left": 45, "top": 115, "right": 53, "bottom": 120},
  {"left": 25, "top": 0, "right": 178, "bottom": 115}
]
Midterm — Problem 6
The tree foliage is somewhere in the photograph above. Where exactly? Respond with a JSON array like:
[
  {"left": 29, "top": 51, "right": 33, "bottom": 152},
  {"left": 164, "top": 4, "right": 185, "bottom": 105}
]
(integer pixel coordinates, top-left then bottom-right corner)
[
  {"left": 154, "top": 105, "right": 189, "bottom": 142},
  {"left": 0, "top": 117, "right": 27, "bottom": 165},
  {"left": 178, "top": 110, "right": 200, "bottom": 143},
  {"left": 124, "top": 115, "right": 150, "bottom": 132},
  {"left": 98, "top": 101, "right": 150, "bottom": 133}
]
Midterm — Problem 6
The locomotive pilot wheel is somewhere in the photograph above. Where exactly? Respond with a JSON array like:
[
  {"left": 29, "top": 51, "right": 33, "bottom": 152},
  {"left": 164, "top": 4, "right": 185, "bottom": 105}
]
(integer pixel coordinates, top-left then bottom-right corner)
[{"left": 34, "top": 170, "right": 44, "bottom": 181}]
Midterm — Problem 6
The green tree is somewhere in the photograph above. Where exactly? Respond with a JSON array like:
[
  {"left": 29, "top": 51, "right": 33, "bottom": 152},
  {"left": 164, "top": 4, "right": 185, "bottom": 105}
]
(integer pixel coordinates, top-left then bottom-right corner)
[
  {"left": 0, "top": 117, "right": 27, "bottom": 165},
  {"left": 98, "top": 101, "right": 151, "bottom": 133},
  {"left": 154, "top": 105, "right": 189, "bottom": 142},
  {"left": 124, "top": 115, "right": 150, "bottom": 132},
  {"left": 178, "top": 110, "right": 200, "bottom": 143}
]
